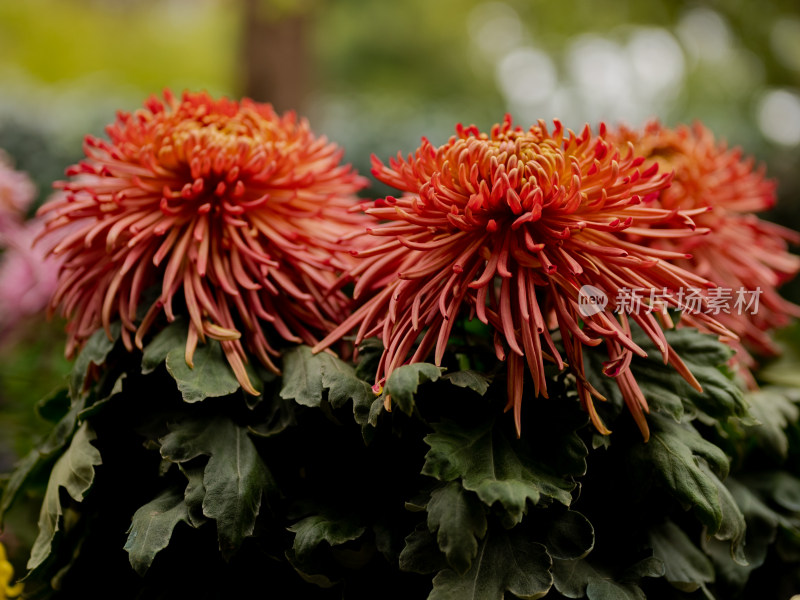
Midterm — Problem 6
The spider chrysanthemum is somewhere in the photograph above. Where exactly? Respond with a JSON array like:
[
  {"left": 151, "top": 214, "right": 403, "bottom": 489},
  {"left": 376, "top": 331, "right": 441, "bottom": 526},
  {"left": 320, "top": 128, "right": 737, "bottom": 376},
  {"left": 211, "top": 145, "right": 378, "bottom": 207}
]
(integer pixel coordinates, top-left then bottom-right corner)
[
  {"left": 38, "top": 90, "right": 368, "bottom": 393},
  {"left": 316, "top": 116, "right": 733, "bottom": 439},
  {"left": 613, "top": 121, "right": 800, "bottom": 371}
]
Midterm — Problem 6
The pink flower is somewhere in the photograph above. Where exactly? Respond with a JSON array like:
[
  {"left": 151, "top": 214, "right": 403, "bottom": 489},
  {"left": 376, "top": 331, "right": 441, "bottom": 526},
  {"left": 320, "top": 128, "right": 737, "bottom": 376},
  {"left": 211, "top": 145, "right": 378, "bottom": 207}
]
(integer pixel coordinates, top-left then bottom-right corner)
[{"left": 0, "top": 217, "right": 60, "bottom": 346}]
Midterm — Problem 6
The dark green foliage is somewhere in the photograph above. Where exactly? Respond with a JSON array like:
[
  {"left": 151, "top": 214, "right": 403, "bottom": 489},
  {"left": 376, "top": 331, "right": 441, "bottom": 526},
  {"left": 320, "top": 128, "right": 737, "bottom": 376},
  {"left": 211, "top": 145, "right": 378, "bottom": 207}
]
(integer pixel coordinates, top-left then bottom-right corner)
[{"left": 3, "top": 322, "right": 800, "bottom": 599}]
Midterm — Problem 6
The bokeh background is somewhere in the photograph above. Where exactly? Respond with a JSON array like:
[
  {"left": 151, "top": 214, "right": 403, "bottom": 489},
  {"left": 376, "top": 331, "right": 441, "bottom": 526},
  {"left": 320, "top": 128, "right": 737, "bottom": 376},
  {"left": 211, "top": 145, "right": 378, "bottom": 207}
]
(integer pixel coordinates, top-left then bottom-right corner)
[{"left": 0, "top": 0, "right": 799, "bottom": 469}]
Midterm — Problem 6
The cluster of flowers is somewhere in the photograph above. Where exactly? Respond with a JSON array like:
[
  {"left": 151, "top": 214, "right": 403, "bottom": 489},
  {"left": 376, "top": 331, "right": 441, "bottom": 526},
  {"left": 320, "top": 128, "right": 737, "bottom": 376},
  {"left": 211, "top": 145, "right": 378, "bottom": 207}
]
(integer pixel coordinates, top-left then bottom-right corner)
[{"left": 32, "top": 91, "right": 799, "bottom": 440}]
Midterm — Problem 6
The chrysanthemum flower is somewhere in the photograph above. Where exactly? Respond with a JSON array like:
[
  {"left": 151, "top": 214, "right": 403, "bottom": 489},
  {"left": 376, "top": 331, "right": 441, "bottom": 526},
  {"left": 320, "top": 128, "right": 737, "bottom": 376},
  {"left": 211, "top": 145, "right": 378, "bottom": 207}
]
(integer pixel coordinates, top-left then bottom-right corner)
[
  {"left": 315, "top": 116, "right": 732, "bottom": 439},
  {"left": 38, "top": 90, "right": 368, "bottom": 393},
  {"left": 612, "top": 121, "right": 800, "bottom": 370}
]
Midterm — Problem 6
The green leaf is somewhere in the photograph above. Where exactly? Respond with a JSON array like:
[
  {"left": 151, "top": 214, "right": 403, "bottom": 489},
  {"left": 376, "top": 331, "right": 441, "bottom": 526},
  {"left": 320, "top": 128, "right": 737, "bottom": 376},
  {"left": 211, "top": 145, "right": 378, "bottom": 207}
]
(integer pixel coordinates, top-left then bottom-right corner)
[
  {"left": 399, "top": 523, "right": 449, "bottom": 575},
  {"left": 422, "top": 419, "right": 574, "bottom": 525},
  {"left": 442, "top": 371, "right": 492, "bottom": 396},
  {"left": 288, "top": 513, "right": 366, "bottom": 560},
  {"left": 159, "top": 416, "right": 273, "bottom": 559},
  {"left": 552, "top": 557, "right": 598, "bottom": 598},
  {"left": 426, "top": 482, "right": 488, "bottom": 574},
  {"left": 354, "top": 337, "right": 384, "bottom": 381},
  {"left": 542, "top": 510, "right": 594, "bottom": 561},
  {"left": 586, "top": 327, "right": 746, "bottom": 423},
  {"left": 368, "top": 396, "right": 385, "bottom": 427},
  {"left": 280, "top": 345, "right": 324, "bottom": 407},
  {"left": 27, "top": 422, "right": 102, "bottom": 572},
  {"left": 385, "top": 363, "right": 443, "bottom": 415},
  {"left": 279, "top": 346, "right": 379, "bottom": 432},
  {"left": 429, "top": 529, "right": 552, "bottom": 600},
  {"left": 586, "top": 577, "right": 645, "bottom": 600},
  {"left": 124, "top": 487, "right": 190, "bottom": 576},
  {"left": 179, "top": 464, "right": 208, "bottom": 528},
  {"left": 165, "top": 340, "right": 242, "bottom": 403},
  {"left": 69, "top": 323, "right": 120, "bottom": 400},
  {"left": 36, "top": 388, "right": 71, "bottom": 424},
  {"left": 698, "top": 462, "right": 746, "bottom": 565},
  {"left": 317, "top": 351, "right": 376, "bottom": 426},
  {"left": 552, "top": 556, "right": 662, "bottom": 599},
  {"left": 285, "top": 550, "right": 338, "bottom": 589},
  {"left": 648, "top": 520, "right": 715, "bottom": 592},
  {"left": 142, "top": 319, "right": 188, "bottom": 374},
  {"left": 78, "top": 373, "right": 126, "bottom": 420},
  {"left": 741, "top": 471, "right": 800, "bottom": 513},
  {"left": 248, "top": 392, "right": 297, "bottom": 438},
  {"left": 630, "top": 413, "right": 729, "bottom": 532},
  {"left": 702, "top": 477, "right": 776, "bottom": 590},
  {"left": 0, "top": 396, "right": 85, "bottom": 524},
  {"left": 745, "top": 388, "right": 800, "bottom": 459},
  {"left": 645, "top": 329, "right": 746, "bottom": 421}
]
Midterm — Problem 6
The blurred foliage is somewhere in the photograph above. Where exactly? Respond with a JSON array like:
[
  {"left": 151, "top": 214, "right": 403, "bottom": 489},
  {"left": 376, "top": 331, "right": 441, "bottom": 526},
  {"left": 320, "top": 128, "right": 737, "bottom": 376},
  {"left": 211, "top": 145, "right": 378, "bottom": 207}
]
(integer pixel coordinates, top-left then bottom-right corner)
[
  {"left": 0, "top": 0, "right": 237, "bottom": 92},
  {"left": 0, "top": 323, "right": 72, "bottom": 472}
]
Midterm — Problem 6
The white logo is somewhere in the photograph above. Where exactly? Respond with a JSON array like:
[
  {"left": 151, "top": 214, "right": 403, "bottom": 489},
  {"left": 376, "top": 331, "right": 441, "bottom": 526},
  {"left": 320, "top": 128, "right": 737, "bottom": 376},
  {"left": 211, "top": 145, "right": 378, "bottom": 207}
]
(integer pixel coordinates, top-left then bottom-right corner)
[{"left": 578, "top": 285, "right": 608, "bottom": 317}]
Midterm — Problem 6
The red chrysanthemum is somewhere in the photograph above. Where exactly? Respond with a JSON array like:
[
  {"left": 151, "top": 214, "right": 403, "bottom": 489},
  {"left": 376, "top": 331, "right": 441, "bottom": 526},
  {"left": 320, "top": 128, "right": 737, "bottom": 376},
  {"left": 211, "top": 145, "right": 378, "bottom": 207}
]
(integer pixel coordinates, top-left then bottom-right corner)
[
  {"left": 612, "top": 121, "right": 800, "bottom": 372},
  {"left": 38, "top": 90, "right": 368, "bottom": 393},
  {"left": 315, "top": 116, "right": 733, "bottom": 439}
]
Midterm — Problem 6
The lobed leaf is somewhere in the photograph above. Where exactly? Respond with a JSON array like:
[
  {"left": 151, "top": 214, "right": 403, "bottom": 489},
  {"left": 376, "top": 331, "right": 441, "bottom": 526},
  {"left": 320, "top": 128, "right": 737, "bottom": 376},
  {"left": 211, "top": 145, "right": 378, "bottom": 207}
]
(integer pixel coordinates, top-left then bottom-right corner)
[
  {"left": 399, "top": 523, "right": 449, "bottom": 575},
  {"left": 541, "top": 509, "right": 594, "bottom": 561},
  {"left": 0, "top": 394, "right": 85, "bottom": 524},
  {"left": 552, "top": 556, "right": 662, "bottom": 600},
  {"left": 585, "top": 577, "right": 646, "bottom": 600},
  {"left": 586, "top": 327, "right": 747, "bottom": 424},
  {"left": 248, "top": 392, "right": 297, "bottom": 438},
  {"left": 745, "top": 388, "right": 800, "bottom": 459},
  {"left": 159, "top": 416, "right": 274, "bottom": 559},
  {"left": 288, "top": 513, "right": 367, "bottom": 560},
  {"left": 165, "top": 340, "right": 242, "bottom": 403},
  {"left": 141, "top": 319, "right": 188, "bottom": 374},
  {"left": 422, "top": 419, "right": 574, "bottom": 525},
  {"left": 630, "top": 413, "right": 730, "bottom": 533},
  {"left": 27, "top": 422, "right": 102, "bottom": 572},
  {"left": 69, "top": 323, "right": 120, "bottom": 400},
  {"left": 317, "top": 351, "right": 376, "bottom": 426},
  {"left": 280, "top": 346, "right": 379, "bottom": 434},
  {"left": 648, "top": 520, "right": 715, "bottom": 593},
  {"left": 386, "top": 363, "right": 443, "bottom": 415},
  {"left": 426, "top": 482, "right": 488, "bottom": 574},
  {"left": 442, "top": 371, "right": 492, "bottom": 396},
  {"left": 702, "top": 477, "right": 779, "bottom": 591},
  {"left": 180, "top": 464, "right": 208, "bottom": 528},
  {"left": 429, "top": 529, "right": 552, "bottom": 600},
  {"left": 699, "top": 462, "right": 747, "bottom": 565},
  {"left": 280, "top": 345, "right": 324, "bottom": 407},
  {"left": 124, "top": 487, "right": 190, "bottom": 576}
]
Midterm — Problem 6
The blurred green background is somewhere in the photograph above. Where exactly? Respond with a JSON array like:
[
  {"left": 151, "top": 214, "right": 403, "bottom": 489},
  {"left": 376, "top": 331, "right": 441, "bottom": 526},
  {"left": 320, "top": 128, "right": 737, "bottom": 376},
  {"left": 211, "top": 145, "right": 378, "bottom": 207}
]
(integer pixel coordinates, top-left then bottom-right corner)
[{"left": 0, "top": 0, "right": 799, "bottom": 466}]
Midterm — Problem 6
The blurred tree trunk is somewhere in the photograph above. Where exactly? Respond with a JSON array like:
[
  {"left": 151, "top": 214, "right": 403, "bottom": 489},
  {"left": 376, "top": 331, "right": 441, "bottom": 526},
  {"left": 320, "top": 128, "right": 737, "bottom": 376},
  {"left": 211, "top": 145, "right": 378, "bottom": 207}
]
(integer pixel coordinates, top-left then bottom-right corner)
[{"left": 240, "top": 0, "right": 312, "bottom": 113}]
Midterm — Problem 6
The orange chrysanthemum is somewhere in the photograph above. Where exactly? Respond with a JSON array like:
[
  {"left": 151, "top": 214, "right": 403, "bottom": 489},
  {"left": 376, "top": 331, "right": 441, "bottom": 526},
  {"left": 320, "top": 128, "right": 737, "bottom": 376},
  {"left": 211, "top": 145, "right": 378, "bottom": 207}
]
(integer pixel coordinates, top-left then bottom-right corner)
[
  {"left": 613, "top": 121, "right": 800, "bottom": 371},
  {"left": 315, "top": 116, "right": 733, "bottom": 439},
  {"left": 38, "top": 90, "right": 368, "bottom": 393}
]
